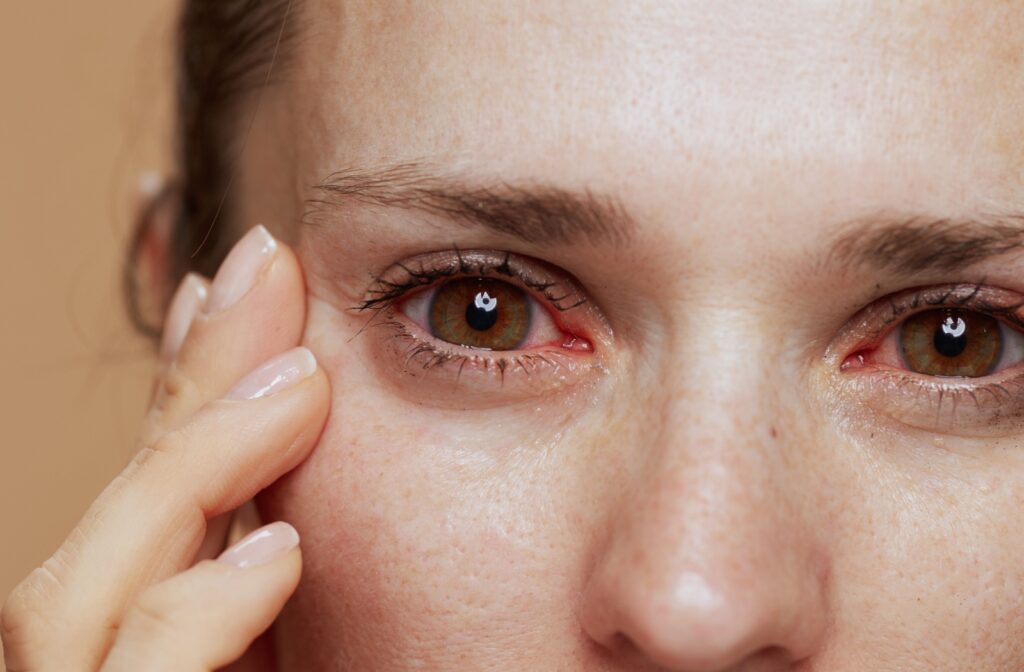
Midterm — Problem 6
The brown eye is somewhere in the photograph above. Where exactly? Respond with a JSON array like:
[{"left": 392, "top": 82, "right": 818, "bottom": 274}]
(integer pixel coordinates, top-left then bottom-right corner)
[
  {"left": 899, "top": 309, "right": 1002, "bottom": 377},
  {"left": 428, "top": 277, "right": 532, "bottom": 350}
]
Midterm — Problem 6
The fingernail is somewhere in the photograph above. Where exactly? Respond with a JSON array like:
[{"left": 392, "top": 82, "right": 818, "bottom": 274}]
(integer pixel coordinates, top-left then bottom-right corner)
[
  {"left": 225, "top": 347, "right": 317, "bottom": 400},
  {"left": 217, "top": 521, "right": 299, "bottom": 569},
  {"left": 159, "top": 274, "right": 208, "bottom": 361},
  {"left": 205, "top": 225, "right": 277, "bottom": 314}
]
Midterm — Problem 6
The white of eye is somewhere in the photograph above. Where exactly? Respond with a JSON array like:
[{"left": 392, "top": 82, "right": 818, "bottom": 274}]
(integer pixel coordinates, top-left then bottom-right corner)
[{"left": 998, "top": 321, "right": 1024, "bottom": 370}]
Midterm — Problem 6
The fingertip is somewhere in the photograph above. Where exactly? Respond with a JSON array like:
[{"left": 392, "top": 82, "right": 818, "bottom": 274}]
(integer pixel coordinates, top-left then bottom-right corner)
[{"left": 217, "top": 521, "right": 300, "bottom": 570}]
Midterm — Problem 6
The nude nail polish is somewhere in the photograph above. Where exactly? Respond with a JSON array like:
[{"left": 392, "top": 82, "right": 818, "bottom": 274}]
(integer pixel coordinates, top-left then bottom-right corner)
[
  {"left": 217, "top": 522, "right": 300, "bottom": 569},
  {"left": 159, "top": 273, "right": 208, "bottom": 361},
  {"left": 225, "top": 347, "right": 317, "bottom": 400},
  {"left": 205, "top": 225, "right": 277, "bottom": 314}
]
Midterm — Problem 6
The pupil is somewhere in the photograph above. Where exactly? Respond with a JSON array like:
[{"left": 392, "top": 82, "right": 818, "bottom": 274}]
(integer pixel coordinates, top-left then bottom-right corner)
[
  {"left": 465, "top": 290, "right": 499, "bottom": 331},
  {"left": 933, "top": 315, "right": 968, "bottom": 358}
]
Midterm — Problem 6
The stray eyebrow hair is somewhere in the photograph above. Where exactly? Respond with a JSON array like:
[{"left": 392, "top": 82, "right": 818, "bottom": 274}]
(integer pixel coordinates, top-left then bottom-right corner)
[
  {"left": 828, "top": 213, "right": 1024, "bottom": 275},
  {"left": 304, "top": 161, "right": 635, "bottom": 247}
]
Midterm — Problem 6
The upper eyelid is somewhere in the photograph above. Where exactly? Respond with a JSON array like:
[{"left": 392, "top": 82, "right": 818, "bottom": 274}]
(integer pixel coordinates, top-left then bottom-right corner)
[
  {"left": 828, "top": 282, "right": 1024, "bottom": 366},
  {"left": 351, "top": 248, "right": 589, "bottom": 316}
]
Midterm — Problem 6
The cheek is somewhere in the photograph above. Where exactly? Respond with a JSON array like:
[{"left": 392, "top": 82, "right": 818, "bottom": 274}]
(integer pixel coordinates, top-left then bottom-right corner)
[
  {"left": 256, "top": 300, "right": 628, "bottom": 665},
  {"left": 823, "top": 445, "right": 1024, "bottom": 667}
]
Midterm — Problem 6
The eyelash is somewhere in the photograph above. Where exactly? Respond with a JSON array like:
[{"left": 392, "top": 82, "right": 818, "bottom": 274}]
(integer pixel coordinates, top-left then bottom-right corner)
[
  {"left": 867, "top": 282, "right": 1024, "bottom": 338},
  {"left": 838, "top": 282, "right": 1024, "bottom": 429},
  {"left": 354, "top": 248, "right": 587, "bottom": 315},
  {"left": 350, "top": 247, "right": 591, "bottom": 383}
]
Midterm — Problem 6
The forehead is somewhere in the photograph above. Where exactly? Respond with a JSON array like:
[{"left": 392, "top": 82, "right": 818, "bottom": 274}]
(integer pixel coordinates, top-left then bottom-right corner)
[{"left": 280, "top": 0, "right": 1024, "bottom": 244}]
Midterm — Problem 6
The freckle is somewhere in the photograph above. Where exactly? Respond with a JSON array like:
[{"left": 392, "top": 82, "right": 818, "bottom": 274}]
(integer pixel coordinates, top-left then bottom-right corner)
[{"left": 770, "top": 426, "right": 779, "bottom": 439}]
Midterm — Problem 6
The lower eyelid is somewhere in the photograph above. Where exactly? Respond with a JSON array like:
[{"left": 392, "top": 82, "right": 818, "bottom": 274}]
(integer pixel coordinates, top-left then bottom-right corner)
[
  {"left": 835, "top": 365, "right": 1024, "bottom": 438},
  {"left": 364, "top": 311, "right": 602, "bottom": 409}
]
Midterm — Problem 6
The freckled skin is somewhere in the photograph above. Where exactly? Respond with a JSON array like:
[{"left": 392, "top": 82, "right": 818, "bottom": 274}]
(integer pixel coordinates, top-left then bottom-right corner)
[{"left": 238, "top": 1, "right": 1024, "bottom": 670}]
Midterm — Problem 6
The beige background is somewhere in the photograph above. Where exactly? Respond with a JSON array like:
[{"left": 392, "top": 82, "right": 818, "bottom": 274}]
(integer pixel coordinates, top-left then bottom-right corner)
[{"left": 1, "top": 2, "right": 179, "bottom": 664}]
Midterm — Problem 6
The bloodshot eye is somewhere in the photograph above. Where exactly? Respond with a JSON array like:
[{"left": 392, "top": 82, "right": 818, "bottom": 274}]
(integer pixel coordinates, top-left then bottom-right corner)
[
  {"left": 401, "top": 276, "right": 567, "bottom": 351},
  {"left": 847, "top": 303, "right": 1024, "bottom": 379}
]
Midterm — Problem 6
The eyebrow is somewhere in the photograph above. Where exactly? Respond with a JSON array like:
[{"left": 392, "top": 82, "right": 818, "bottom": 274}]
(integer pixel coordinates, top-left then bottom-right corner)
[
  {"left": 304, "top": 162, "right": 635, "bottom": 247},
  {"left": 306, "top": 166, "right": 1024, "bottom": 274},
  {"left": 828, "top": 213, "right": 1024, "bottom": 275}
]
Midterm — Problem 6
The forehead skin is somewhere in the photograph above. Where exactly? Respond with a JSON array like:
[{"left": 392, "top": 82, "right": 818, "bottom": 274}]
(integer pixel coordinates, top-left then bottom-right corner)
[
  {"left": 241, "top": 1, "right": 1024, "bottom": 670},
  {"left": 253, "top": 0, "right": 1024, "bottom": 248}
]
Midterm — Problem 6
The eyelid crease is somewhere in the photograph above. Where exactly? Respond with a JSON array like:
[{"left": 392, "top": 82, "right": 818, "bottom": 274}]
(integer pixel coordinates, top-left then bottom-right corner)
[{"left": 350, "top": 246, "right": 590, "bottom": 318}]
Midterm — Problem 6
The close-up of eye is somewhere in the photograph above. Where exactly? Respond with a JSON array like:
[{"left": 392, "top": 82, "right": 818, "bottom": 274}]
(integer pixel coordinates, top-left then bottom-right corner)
[
  {"left": 401, "top": 276, "right": 561, "bottom": 351},
  {"left": 897, "top": 309, "right": 1014, "bottom": 378},
  {"left": 350, "top": 249, "right": 607, "bottom": 404},
  {"left": 836, "top": 284, "right": 1024, "bottom": 435}
]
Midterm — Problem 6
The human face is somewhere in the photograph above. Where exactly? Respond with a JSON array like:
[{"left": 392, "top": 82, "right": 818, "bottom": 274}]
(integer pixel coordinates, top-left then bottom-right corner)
[{"left": 239, "top": 1, "right": 1024, "bottom": 669}]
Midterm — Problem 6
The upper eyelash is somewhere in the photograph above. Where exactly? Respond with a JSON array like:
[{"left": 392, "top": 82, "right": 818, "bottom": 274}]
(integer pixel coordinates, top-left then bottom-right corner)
[
  {"left": 350, "top": 247, "right": 588, "bottom": 317},
  {"left": 875, "top": 282, "right": 1024, "bottom": 335}
]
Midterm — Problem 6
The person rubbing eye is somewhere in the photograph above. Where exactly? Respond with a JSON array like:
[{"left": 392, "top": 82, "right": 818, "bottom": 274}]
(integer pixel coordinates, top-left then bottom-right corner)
[{"left": 8, "top": 1, "right": 1024, "bottom": 670}]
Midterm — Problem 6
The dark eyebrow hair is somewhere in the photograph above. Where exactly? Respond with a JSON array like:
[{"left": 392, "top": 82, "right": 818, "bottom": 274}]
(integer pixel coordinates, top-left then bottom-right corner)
[
  {"left": 304, "top": 162, "right": 635, "bottom": 247},
  {"left": 828, "top": 213, "right": 1024, "bottom": 275}
]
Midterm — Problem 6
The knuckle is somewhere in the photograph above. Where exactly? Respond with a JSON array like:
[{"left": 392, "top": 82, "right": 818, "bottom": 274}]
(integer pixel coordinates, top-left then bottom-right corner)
[
  {"left": 1, "top": 562, "right": 65, "bottom": 651},
  {"left": 149, "top": 363, "right": 203, "bottom": 420},
  {"left": 137, "top": 364, "right": 204, "bottom": 445},
  {"left": 130, "top": 427, "right": 190, "bottom": 472}
]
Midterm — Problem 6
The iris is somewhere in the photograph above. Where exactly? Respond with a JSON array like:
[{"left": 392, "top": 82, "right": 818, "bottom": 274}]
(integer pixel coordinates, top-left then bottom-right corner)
[
  {"left": 428, "top": 278, "right": 532, "bottom": 350},
  {"left": 900, "top": 309, "right": 1001, "bottom": 377}
]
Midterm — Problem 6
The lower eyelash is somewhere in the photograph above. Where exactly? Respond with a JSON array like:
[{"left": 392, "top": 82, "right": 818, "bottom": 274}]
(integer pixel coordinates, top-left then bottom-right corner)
[
  {"left": 842, "top": 364, "right": 1024, "bottom": 434},
  {"left": 375, "top": 316, "right": 566, "bottom": 385}
]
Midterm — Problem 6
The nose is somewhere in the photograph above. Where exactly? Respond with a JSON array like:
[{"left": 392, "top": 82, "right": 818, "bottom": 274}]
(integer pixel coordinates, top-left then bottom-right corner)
[{"left": 579, "top": 431, "right": 830, "bottom": 671}]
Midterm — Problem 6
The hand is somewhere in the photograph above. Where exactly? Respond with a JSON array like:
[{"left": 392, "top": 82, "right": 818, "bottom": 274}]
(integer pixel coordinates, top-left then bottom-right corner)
[{"left": 2, "top": 225, "right": 330, "bottom": 671}]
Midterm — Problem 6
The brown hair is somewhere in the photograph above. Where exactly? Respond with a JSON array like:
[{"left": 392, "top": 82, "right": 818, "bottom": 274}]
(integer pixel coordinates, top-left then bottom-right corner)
[{"left": 126, "top": 0, "right": 295, "bottom": 338}]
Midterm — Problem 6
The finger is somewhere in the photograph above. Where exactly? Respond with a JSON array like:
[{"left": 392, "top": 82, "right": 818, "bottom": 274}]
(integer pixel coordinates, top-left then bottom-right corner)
[
  {"left": 141, "top": 224, "right": 307, "bottom": 445},
  {"left": 148, "top": 226, "right": 301, "bottom": 574},
  {"left": 1, "top": 348, "right": 329, "bottom": 671},
  {"left": 192, "top": 511, "right": 235, "bottom": 563},
  {"left": 100, "top": 523, "right": 302, "bottom": 672},
  {"left": 157, "top": 272, "right": 209, "bottom": 368},
  {"left": 194, "top": 500, "right": 263, "bottom": 564}
]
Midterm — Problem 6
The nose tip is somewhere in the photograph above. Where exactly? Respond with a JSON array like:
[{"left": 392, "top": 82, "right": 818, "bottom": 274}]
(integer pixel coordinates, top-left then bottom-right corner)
[{"left": 582, "top": 567, "right": 818, "bottom": 671}]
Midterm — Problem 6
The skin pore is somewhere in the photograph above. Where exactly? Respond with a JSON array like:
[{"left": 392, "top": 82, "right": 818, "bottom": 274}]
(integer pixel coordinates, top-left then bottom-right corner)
[{"left": 220, "top": 1, "right": 1024, "bottom": 669}]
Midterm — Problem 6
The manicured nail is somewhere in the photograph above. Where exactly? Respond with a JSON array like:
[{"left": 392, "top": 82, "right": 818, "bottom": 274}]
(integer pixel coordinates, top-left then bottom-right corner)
[
  {"left": 159, "top": 274, "right": 208, "bottom": 361},
  {"left": 205, "top": 225, "right": 277, "bottom": 314},
  {"left": 225, "top": 347, "right": 317, "bottom": 400},
  {"left": 217, "top": 522, "right": 299, "bottom": 569}
]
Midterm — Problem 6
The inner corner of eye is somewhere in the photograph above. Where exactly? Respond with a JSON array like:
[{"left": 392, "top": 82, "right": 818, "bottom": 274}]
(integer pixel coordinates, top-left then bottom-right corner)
[
  {"left": 839, "top": 349, "right": 871, "bottom": 372},
  {"left": 557, "top": 331, "right": 594, "bottom": 353}
]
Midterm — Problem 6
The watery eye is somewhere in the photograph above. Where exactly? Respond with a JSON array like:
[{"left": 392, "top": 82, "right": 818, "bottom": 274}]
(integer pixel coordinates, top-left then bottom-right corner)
[
  {"left": 401, "top": 276, "right": 564, "bottom": 351},
  {"left": 899, "top": 309, "right": 1003, "bottom": 377}
]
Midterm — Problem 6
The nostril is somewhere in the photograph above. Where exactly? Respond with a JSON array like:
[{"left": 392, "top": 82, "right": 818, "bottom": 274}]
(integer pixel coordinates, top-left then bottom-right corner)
[
  {"left": 582, "top": 567, "right": 806, "bottom": 672},
  {"left": 610, "top": 630, "right": 792, "bottom": 672}
]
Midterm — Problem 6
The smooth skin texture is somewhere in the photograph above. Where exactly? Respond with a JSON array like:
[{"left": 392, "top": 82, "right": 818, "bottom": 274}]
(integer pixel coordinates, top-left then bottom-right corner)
[{"left": 9, "top": 0, "right": 1024, "bottom": 670}]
